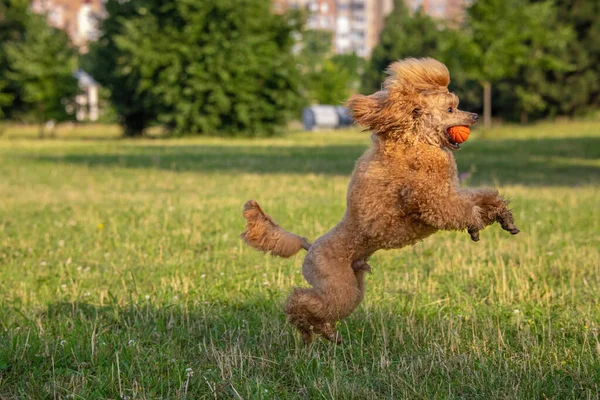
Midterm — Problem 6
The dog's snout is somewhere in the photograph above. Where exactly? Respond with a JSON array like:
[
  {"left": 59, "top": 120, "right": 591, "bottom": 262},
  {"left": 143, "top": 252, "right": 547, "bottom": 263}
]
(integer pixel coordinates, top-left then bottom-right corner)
[{"left": 472, "top": 113, "right": 479, "bottom": 121}]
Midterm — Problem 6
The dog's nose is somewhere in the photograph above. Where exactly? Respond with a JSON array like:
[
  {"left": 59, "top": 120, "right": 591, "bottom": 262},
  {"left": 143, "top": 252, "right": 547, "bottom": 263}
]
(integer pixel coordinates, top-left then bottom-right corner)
[{"left": 473, "top": 113, "right": 479, "bottom": 121}]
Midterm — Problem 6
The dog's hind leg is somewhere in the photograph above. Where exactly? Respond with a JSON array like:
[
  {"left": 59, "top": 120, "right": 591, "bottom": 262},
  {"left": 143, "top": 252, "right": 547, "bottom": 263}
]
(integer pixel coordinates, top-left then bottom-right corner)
[
  {"left": 285, "top": 270, "right": 362, "bottom": 344},
  {"left": 284, "top": 287, "right": 328, "bottom": 343},
  {"left": 352, "top": 259, "right": 371, "bottom": 308}
]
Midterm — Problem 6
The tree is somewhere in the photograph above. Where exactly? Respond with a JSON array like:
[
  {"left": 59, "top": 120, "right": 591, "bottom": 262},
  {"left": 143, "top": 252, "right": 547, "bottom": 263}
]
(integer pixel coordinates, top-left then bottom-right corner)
[
  {"left": 305, "top": 59, "right": 351, "bottom": 104},
  {"left": 298, "top": 30, "right": 362, "bottom": 105},
  {"left": 0, "top": 0, "right": 30, "bottom": 119},
  {"left": 331, "top": 53, "right": 365, "bottom": 94},
  {"left": 85, "top": 0, "right": 304, "bottom": 137},
  {"left": 0, "top": 0, "right": 78, "bottom": 134},
  {"left": 0, "top": 81, "right": 12, "bottom": 119},
  {"left": 362, "top": 0, "right": 443, "bottom": 94},
  {"left": 3, "top": 18, "right": 78, "bottom": 135},
  {"left": 462, "top": 0, "right": 572, "bottom": 128},
  {"left": 507, "top": 0, "right": 600, "bottom": 120},
  {"left": 299, "top": 29, "right": 334, "bottom": 70}
]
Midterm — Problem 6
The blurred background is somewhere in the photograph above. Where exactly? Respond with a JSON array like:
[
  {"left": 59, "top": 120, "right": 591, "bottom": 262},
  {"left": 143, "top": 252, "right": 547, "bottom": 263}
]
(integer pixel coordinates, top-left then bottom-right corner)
[{"left": 0, "top": 0, "right": 597, "bottom": 137}]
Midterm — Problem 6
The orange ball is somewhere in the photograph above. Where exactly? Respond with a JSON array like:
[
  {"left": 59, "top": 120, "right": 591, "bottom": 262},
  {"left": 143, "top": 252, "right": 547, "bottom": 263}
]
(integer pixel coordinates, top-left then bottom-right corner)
[{"left": 447, "top": 125, "right": 470, "bottom": 143}]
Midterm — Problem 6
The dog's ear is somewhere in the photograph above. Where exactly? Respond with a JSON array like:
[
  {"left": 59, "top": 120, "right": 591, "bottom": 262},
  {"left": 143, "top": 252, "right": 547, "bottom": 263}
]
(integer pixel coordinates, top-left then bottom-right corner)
[
  {"left": 346, "top": 91, "right": 384, "bottom": 131},
  {"left": 347, "top": 90, "right": 422, "bottom": 138}
]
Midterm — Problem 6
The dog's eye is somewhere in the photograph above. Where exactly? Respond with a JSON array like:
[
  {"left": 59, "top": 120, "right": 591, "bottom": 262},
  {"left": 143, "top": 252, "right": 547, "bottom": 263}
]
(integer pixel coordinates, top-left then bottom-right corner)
[{"left": 447, "top": 107, "right": 453, "bottom": 113}]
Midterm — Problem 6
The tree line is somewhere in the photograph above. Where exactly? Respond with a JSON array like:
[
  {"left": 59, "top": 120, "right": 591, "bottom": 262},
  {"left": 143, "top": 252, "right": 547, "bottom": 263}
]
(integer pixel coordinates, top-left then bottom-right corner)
[{"left": 0, "top": 0, "right": 598, "bottom": 136}]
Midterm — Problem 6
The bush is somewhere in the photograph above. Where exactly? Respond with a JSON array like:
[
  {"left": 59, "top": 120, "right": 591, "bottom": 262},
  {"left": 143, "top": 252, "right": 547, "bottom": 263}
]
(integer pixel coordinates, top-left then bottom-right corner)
[
  {"left": 0, "top": 0, "right": 78, "bottom": 133},
  {"left": 85, "top": 0, "right": 304, "bottom": 137}
]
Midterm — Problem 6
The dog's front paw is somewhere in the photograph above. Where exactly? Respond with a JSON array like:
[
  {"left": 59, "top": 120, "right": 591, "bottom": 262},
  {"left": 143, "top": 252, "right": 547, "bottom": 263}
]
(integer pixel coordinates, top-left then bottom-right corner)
[{"left": 497, "top": 208, "right": 519, "bottom": 235}]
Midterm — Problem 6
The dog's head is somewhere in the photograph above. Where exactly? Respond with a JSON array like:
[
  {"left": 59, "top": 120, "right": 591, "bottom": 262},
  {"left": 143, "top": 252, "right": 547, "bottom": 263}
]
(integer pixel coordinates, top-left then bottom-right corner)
[{"left": 347, "top": 58, "right": 478, "bottom": 151}]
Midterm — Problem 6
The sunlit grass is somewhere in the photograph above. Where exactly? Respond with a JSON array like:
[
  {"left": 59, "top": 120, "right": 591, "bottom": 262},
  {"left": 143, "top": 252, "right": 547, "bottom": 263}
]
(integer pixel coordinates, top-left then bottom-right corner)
[{"left": 0, "top": 121, "right": 599, "bottom": 398}]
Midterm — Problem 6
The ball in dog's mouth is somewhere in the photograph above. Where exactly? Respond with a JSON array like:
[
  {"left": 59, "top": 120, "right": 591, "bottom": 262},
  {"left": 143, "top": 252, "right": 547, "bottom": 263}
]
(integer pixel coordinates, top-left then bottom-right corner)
[
  {"left": 444, "top": 133, "right": 461, "bottom": 150},
  {"left": 445, "top": 125, "right": 470, "bottom": 150}
]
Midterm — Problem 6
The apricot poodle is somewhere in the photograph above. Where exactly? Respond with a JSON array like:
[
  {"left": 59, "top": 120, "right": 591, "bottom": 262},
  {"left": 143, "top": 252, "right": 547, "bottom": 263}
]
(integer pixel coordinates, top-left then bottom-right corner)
[{"left": 241, "top": 57, "right": 519, "bottom": 344}]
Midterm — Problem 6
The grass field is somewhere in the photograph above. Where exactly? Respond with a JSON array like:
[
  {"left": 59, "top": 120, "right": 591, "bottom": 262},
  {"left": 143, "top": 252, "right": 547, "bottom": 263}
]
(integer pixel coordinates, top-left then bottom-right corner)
[{"left": 0, "top": 121, "right": 599, "bottom": 399}]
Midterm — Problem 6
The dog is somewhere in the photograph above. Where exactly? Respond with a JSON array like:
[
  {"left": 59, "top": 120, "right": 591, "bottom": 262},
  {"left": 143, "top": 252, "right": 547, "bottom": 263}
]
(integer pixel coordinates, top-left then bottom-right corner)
[{"left": 241, "top": 58, "right": 519, "bottom": 343}]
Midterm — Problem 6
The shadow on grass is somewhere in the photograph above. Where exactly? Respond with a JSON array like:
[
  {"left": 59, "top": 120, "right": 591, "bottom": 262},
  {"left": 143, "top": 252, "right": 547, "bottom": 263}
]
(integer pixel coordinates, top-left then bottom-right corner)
[
  {"left": 0, "top": 298, "right": 294, "bottom": 398},
  {"left": 2, "top": 299, "right": 599, "bottom": 398},
  {"left": 22, "top": 136, "right": 600, "bottom": 186},
  {"left": 42, "top": 298, "right": 287, "bottom": 345}
]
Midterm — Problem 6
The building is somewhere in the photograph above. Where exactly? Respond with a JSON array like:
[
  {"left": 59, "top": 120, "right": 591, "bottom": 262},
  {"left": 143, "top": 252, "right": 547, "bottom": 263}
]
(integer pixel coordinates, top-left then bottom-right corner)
[
  {"left": 362, "top": 0, "right": 394, "bottom": 57},
  {"left": 405, "top": 0, "right": 468, "bottom": 24},
  {"left": 31, "top": 0, "right": 104, "bottom": 50},
  {"left": 274, "top": 0, "right": 394, "bottom": 57},
  {"left": 273, "top": 0, "right": 338, "bottom": 31},
  {"left": 307, "top": 0, "right": 337, "bottom": 31},
  {"left": 273, "top": 0, "right": 467, "bottom": 58},
  {"left": 272, "top": 0, "right": 310, "bottom": 14},
  {"left": 31, "top": 0, "right": 104, "bottom": 121},
  {"left": 331, "top": 0, "right": 394, "bottom": 58}
]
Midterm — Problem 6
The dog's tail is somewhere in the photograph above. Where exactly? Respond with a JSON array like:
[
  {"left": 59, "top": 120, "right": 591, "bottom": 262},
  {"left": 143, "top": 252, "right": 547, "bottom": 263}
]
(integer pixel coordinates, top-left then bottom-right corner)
[{"left": 241, "top": 200, "right": 311, "bottom": 258}]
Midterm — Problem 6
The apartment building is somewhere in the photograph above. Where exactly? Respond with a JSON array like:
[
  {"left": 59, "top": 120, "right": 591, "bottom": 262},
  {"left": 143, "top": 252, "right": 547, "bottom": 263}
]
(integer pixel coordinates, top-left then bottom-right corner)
[
  {"left": 31, "top": 0, "right": 104, "bottom": 49},
  {"left": 406, "top": 0, "right": 467, "bottom": 23},
  {"left": 274, "top": 0, "right": 394, "bottom": 57},
  {"left": 273, "top": 0, "right": 338, "bottom": 31},
  {"left": 274, "top": 0, "right": 466, "bottom": 57}
]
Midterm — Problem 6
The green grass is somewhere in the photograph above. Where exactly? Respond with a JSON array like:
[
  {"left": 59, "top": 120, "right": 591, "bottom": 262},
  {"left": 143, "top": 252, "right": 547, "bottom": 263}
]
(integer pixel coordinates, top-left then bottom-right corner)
[{"left": 0, "top": 120, "right": 599, "bottom": 399}]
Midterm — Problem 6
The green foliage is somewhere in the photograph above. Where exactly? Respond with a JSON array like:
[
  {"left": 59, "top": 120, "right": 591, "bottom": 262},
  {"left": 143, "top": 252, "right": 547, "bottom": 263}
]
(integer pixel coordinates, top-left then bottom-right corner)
[
  {"left": 0, "top": 82, "right": 12, "bottom": 119},
  {"left": 0, "top": 0, "right": 26, "bottom": 118},
  {"left": 298, "top": 30, "right": 363, "bottom": 105},
  {"left": 3, "top": 20, "right": 79, "bottom": 124},
  {"left": 0, "top": 0, "right": 28, "bottom": 115},
  {"left": 85, "top": 0, "right": 304, "bottom": 137},
  {"left": 497, "top": 0, "right": 600, "bottom": 120},
  {"left": 0, "top": 0, "right": 78, "bottom": 127},
  {"left": 361, "top": 0, "right": 595, "bottom": 123},
  {"left": 305, "top": 59, "right": 351, "bottom": 104},
  {"left": 362, "top": 0, "right": 444, "bottom": 94},
  {"left": 465, "top": 0, "right": 571, "bottom": 82},
  {"left": 552, "top": 0, "right": 600, "bottom": 115},
  {"left": 331, "top": 52, "right": 365, "bottom": 95},
  {"left": 460, "top": 0, "right": 572, "bottom": 125},
  {"left": 299, "top": 29, "right": 334, "bottom": 70}
]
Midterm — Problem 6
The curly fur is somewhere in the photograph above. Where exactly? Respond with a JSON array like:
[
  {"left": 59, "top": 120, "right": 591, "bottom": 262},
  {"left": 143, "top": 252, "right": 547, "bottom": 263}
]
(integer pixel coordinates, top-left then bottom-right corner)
[
  {"left": 241, "top": 58, "right": 519, "bottom": 343},
  {"left": 240, "top": 200, "right": 310, "bottom": 257}
]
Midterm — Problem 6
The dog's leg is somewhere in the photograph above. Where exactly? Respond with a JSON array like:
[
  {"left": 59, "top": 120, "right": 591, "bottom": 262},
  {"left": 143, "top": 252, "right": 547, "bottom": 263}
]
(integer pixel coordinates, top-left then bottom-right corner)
[
  {"left": 320, "top": 322, "right": 342, "bottom": 344},
  {"left": 285, "top": 267, "right": 362, "bottom": 344},
  {"left": 466, "top": 188, "right": 519, "bottom": 239},
  {"left": 352, "top": 259, "right": 371, "bottom": 274},
  {"left": 285, "top": 288, "right": 334, "bottom": 343},
  {"left": 285, "top": 287, "right": 345, "bottom": 344},
  {"left": 351, "top": 259, "right": 371, "bottom": 307},
  {"left": 409, "top": 183, "right": 485, "bottom": 234},
  {"left": 468, "top": 227, "right": 480, "bottom": 242},
  {"left": 496, "top": 208, "right": 519, "bottom": 234},
  {"left": 300, "top": 327, "right": 314, "bottom": 344},
  {"left": 408, "top": 172, "right": 520, "bottom": 239}
]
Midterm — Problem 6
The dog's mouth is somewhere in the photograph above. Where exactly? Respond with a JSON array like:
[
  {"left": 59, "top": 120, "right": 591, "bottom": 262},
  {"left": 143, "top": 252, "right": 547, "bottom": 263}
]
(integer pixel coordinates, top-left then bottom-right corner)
[{"left": 444, "top": 128, "right": 461, "bottom": 151}]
